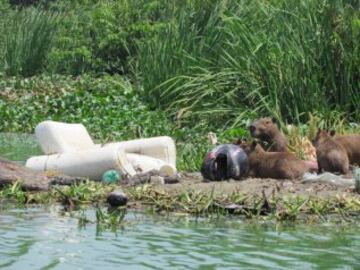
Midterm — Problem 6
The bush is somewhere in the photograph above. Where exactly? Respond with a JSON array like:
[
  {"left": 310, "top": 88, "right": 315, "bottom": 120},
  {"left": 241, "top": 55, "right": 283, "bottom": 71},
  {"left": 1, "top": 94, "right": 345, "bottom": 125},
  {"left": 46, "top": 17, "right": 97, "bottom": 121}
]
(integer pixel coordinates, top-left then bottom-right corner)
[{"left": 47, "top": 0, "right": 171, "bottom": 75}]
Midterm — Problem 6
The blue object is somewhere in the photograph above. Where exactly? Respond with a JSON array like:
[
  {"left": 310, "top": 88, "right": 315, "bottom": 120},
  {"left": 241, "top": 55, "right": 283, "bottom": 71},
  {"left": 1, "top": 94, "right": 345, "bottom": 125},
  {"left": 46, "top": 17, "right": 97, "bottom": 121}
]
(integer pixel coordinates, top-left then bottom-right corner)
[
  {"left": 201, "top": 144, "right": 249, "bottom": 181},
  {"left": 102, "top": 170, "right": 121, "bottom": 184}
]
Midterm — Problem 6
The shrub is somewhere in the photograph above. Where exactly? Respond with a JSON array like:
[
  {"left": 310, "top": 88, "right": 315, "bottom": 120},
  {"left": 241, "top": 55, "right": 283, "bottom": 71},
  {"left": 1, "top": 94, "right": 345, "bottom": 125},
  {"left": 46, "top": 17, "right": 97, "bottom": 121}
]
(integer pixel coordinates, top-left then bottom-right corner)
[{"left": 47, "top": 0, "right": 171, "bottom": 75}]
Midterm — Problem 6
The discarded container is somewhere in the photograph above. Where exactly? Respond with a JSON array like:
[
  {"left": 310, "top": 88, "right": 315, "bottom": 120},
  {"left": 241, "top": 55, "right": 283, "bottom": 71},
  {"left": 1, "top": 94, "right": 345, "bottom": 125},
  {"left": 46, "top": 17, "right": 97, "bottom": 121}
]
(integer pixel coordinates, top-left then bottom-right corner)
[
  {"left": 102, "top": 170, "right": 121, "bottom": 184},
  {"left": 201, "top": 144, "right": 248, "bottom": 181},
  {"left": 35, "top": 121, "right": 95, "bottom": 154},
  {"left": 26, "top": 147, "right": 136, "bottom": 180},
  {"left": 35, "top": 121, "right": 176, "bottom": 167},
  {"left": 26, "top": 121, "right": 177, "bottom": 179},
  {"left": 127, "top": 153, "right": 176, "bottom": 175},
  {"left": 102, "top": 136, "right": 176, "bottom": 167}
]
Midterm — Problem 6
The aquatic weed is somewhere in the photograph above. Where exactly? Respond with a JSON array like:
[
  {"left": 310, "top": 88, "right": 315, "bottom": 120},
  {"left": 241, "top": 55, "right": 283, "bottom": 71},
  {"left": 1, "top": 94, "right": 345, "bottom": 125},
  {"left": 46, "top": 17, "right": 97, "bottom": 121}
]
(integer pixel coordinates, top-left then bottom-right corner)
[{"left": 0, "top": 182, "right": 27, "bottom": 204}]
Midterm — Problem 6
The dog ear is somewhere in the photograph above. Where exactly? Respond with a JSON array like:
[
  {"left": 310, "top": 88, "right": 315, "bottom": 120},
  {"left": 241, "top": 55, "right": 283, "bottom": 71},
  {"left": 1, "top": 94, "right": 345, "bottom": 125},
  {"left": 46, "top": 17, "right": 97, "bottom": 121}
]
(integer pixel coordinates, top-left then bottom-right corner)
[
  {"left": 271, "top": 117, "right": 277, "bottom": 124},
  {"left": 330, "top": 130, "right": 336, "bottom": 136}
]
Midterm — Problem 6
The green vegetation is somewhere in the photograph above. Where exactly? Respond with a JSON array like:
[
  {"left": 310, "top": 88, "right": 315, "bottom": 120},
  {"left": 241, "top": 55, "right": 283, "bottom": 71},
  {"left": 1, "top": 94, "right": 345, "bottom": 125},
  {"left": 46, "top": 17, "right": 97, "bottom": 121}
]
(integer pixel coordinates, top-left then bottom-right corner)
[
  {"left": 1, "top": 181, "right": 360, "bottom": 224},
  {"left": 138, "top": 0, "right": 360, "bottom": 125},
  {"left": 0, "top": 0, "right": 359, "bottom": 172},
  {"left": 2, "top": 7, "right": 59, "bottom": 76},
  {"left": 0, "top": 75, "right": 172, "bottom": 139}
]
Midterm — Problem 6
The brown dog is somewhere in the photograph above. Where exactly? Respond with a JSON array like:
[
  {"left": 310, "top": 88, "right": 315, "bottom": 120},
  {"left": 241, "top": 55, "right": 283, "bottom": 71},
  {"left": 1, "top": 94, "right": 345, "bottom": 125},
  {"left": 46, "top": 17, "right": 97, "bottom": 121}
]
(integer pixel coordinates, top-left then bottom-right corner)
[
  {"left": 332, "top": 131, "right": 360, "bottom": 165},
  {"left": 312, "top": 129, "right": 349, "bottom": 174},
  {"left": 240, "top": 141, "right": 309, "bottom": 179},
  {"left": 249, "top": 117, "right": 287, "bottom": 152}
]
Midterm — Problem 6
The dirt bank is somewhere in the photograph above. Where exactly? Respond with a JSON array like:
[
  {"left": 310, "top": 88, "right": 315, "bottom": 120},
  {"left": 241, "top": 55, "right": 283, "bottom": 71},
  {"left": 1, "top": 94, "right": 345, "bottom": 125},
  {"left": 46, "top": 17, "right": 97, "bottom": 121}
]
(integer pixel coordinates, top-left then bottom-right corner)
[{"left": 161, "top": 173, "right": 358, "bottom": 199}]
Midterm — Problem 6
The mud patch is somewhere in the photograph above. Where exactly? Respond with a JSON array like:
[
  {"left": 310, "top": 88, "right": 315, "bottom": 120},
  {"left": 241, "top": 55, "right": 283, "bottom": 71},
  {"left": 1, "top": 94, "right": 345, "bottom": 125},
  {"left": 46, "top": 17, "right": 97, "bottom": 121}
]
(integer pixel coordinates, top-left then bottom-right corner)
[{"left": 162, "top": 173, "right": 358, "bottom": 199}]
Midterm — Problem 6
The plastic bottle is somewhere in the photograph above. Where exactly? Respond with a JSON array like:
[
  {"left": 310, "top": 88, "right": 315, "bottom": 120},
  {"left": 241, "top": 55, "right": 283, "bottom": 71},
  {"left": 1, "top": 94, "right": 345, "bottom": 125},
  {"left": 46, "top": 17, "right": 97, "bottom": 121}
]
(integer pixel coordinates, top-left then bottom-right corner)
[{"left": 102, "top": 170, "right": 121, "bottom": 184}]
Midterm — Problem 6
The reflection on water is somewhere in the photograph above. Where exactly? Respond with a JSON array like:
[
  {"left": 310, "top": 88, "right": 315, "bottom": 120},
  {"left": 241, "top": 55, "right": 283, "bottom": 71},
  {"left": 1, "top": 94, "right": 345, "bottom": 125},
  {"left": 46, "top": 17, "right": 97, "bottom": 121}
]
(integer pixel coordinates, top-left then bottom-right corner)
[{"left": 0, "top": 206, "right": 360, "bottom": 270}]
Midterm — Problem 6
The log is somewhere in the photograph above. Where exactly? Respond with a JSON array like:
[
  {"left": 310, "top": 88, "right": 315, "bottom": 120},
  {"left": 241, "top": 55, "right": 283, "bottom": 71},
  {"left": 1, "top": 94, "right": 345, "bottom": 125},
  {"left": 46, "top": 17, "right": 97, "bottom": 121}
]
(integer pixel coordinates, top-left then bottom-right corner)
[{"left": 0, "top": 157, "right": 85, "bottom": 191}]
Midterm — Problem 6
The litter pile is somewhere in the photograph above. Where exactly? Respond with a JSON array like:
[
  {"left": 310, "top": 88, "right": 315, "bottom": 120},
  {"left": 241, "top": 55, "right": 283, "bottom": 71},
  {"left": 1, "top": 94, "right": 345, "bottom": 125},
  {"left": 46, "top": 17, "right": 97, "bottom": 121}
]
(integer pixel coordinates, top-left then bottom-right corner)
[{"left": 26, "top": 121, "right": 177, "bottom": 181}]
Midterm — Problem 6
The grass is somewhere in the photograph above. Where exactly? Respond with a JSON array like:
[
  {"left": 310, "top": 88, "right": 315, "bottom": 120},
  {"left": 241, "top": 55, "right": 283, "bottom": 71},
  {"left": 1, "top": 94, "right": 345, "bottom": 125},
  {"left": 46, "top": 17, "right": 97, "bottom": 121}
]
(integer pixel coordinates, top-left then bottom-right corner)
[
  {"left": 0, "top": 1, "right": 358, "bottom": 173},
  {"left": 1, "top": 0, "right": 358, "bottom": 127},
  {"left": 285, "top": 112, "right": 360, "bottom": 159},
  {"left": 2, "top": 7, "right": 60, "bottom": 76},
  {"left": 136, "top": 0, "right": 360, "bottom": 125},
  {"left": 0, "top": 73, "right": 359, "bottom": 172},
  {"left": 1, "top": 181, "right": 360, "bottom": 223},
  {"left": 0, "top": 1, "right": 359, "bottom": 226}
]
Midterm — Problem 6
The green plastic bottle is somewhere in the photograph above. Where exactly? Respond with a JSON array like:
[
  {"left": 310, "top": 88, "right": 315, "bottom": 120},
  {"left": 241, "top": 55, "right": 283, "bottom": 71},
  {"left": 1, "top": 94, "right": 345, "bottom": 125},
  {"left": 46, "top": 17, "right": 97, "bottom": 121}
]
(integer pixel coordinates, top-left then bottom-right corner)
[{"left": 102, "top": 170, "right": 121, "bottom": 184}]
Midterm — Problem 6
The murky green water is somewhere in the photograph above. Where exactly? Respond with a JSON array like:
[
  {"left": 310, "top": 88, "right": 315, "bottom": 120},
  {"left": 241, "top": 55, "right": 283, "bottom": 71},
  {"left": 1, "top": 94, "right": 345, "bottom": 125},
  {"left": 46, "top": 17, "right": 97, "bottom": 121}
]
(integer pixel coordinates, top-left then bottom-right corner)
[
  {"left": 1, "top": 205, "right": 360, "bottom": 270},
  {"left": 1, "top": 133, "right": 360, "bottom": 269},
  {"left": 0, "top": 133, "right": 41, "bottom": 163}
]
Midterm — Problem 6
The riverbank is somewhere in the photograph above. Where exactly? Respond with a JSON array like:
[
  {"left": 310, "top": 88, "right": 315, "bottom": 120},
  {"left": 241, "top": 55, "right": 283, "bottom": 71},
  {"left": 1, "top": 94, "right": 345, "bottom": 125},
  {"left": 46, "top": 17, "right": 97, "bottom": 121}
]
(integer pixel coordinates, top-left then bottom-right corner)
[
  {"left": 2, "top": 174, "right": 360, "bottom": 223},
  {"left": 1, "top": 132, "right": 360, "bottom": 223}
]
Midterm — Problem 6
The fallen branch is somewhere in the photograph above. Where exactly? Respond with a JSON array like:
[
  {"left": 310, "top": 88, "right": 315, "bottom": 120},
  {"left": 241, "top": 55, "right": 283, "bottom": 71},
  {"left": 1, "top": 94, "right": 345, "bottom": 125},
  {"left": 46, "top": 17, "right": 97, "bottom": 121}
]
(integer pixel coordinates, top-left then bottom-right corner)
[{"left": 0, "top": 157, "right": 85, "bottom": 191}]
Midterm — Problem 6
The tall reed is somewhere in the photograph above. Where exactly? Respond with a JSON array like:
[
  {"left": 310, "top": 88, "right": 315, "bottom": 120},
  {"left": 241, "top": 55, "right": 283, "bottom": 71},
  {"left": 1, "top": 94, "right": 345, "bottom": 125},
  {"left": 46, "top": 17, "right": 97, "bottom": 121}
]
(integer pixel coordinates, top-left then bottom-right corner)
[
  {"left": 2, "top": 7, "right": 59, "bottom": 77},
  {"left": 136, "top": 0, "right": 360, "bottom": 126}
]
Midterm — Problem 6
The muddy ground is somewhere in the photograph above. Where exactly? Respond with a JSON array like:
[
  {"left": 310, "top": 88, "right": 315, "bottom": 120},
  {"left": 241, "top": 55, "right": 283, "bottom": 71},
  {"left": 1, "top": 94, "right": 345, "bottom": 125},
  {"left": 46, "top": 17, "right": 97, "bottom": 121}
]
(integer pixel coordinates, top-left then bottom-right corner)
[{"left": 160, "top": 173, "right": 359, "bottom": 199}]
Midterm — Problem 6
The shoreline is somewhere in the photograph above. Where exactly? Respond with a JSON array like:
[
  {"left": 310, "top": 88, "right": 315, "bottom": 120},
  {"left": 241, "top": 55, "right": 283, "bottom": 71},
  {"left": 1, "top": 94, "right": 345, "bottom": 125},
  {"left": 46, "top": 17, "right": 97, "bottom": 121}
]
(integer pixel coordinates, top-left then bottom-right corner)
[{"left": 1, "top": 173, "right": 360, "bottom": 223}]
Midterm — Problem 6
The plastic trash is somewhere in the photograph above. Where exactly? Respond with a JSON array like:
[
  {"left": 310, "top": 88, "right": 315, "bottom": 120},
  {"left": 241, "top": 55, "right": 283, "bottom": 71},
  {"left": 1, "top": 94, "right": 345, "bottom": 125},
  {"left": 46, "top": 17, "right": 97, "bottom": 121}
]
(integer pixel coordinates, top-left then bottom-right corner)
[
  {"left": 102, "top": 136, "right": 176, "bottom": 167},
  {"left": 301, "top": 172, "right": 355, "bottom": 187},
  {"left": 107, "top": 190, "right": 128, "bottom": 207},
  {"left": 354, "top": 168, "right": 360, "bottom": 193},
  {"left": 35, "top": 121, "right": 176, "bottom": 167},
  {"left": 26, "top": 147, "right": 137, "bottom": 180},
  {"left": 126, "top": 153, "right": 176, "bottom": 175},
  {"left": 201, "top": 144, "right": 248, "bottom": 181},
  {"left": 102, "top": 170, "right": 121, "bottom": 184},
  {"left": 26, "top": 121, "right": 177, "bottom": 179},
  {"left": 35, "top": 121, "right": 95, "bottom": 154}
]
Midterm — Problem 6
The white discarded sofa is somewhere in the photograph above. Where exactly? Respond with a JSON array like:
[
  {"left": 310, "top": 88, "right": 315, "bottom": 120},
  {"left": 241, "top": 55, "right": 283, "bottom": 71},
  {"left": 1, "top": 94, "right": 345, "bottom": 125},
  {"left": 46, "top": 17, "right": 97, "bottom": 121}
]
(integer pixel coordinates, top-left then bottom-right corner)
[{"left": 25, "top": 121, "right": 177, "bottom": 180}]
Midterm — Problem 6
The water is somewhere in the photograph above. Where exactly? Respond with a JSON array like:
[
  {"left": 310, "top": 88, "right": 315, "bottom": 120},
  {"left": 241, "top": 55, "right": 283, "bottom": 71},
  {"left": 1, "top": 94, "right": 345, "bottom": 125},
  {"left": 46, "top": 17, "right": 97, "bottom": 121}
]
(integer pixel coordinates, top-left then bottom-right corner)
[
  {"left": 1, "top": 133, "right": 360, "bottom": 269},
  {"left": 0, "top": 206, "right": 360, "bottom": 270},
  {"left": 0, "top": 133, "right": 41, "bottom": 163}
]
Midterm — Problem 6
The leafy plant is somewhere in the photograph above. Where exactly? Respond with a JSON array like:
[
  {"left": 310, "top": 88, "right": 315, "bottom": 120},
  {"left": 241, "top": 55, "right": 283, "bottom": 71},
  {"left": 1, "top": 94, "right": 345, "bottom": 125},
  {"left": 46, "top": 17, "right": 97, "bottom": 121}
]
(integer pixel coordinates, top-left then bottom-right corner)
[{"left": 0, "top": 182, "right": 27, "bottom": 204}]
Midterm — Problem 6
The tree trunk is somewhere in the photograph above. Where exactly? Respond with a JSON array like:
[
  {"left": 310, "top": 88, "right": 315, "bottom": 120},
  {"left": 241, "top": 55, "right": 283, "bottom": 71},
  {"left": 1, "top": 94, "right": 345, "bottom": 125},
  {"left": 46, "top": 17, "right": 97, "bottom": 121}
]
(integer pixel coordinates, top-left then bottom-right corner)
[{"left": 0, "top": 157, "right": 84, "bottom": 191}]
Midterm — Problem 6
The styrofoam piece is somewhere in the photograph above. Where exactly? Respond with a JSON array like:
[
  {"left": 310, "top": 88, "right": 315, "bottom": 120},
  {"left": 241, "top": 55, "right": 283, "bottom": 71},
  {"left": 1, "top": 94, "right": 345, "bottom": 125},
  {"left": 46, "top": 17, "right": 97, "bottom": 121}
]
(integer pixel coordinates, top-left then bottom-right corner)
[
  {"left": 35, "top": 121, "right": 177, "bottom": 168},
  {"left": 35, "top": 121, "right": 95, "bottom": 154},
  {"left": 159, "top": 164, "right": 177, "bottom": 176},
  {"left": 101, "top": 136, "right": 176, "bottom": 167},
  {"left": 26, "top": 147, "right": 137, "bottom": 180},
  {"left": 31, "top": 120, "right": 177, "bottom": 179},
  {"left": 127, "top": 153, "right": 177, "bottom": 176}
]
